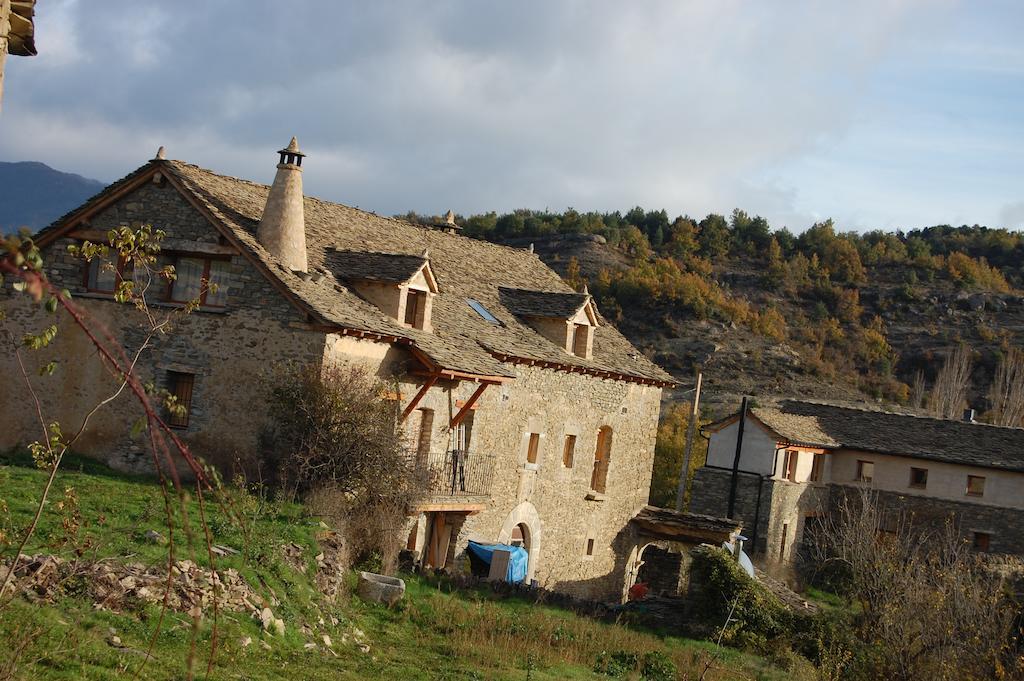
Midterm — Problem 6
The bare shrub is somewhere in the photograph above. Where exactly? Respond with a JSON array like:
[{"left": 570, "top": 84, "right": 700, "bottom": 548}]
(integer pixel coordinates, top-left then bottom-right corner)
[
  {"left": 261, "top": 363, "right": 427, "bottom": 573},
  {"left": 807, "top": 488, "right": 1019, "bottom": 680},
  {"left": 987, "top": 348, "right": 1024, "bottom": 427},
  {"left": 929, "top": 345, "right": 973, "bottom": 419}
]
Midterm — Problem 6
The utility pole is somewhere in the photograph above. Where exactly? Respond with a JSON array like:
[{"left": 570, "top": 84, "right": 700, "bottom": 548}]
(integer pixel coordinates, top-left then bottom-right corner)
[
  {"left": 726, "top": 396, "right": 749, "bottom": 519},
  {"left": 674, "top": 370, "right": 703, "bottom": 511}
]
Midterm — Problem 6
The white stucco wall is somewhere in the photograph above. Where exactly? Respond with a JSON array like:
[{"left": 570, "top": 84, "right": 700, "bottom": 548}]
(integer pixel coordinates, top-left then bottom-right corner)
[
  {"left": 828, "top": 449, "right": 1024, "bottom": 509},
  {"left": 705, "top": 417, "right": 780, "bottom": 475}
]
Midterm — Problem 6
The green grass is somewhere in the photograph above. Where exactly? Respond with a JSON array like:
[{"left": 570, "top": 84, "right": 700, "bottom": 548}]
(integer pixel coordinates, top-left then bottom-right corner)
[{"left": 0, "top": 452, "right": 804, "bottom": 680}]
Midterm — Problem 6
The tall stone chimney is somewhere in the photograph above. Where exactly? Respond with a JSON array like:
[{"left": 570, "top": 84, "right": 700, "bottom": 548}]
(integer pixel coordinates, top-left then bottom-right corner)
[{"left": 257, "top": 137, "right": 308, "bottom": 272}]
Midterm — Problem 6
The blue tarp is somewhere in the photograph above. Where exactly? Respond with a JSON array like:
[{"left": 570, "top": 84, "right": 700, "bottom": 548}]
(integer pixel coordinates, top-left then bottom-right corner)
[{"left": 466, "top": 541, "right": 529, "bottom": 583}]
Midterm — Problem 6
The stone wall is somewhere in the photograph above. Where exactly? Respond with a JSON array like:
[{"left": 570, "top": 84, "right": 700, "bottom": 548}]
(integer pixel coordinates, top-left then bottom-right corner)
[
  {"left": 377, "top": 362, "right": 662, "bottom": 601},
  {"left": 452, "top": 365, "right": 662, "bottom": 601},
  {"left": 0, "top": 179, "right": 326, "bottom": 473},
  {"left": 830, "top": 484, "right": 1024, "bottom": 556}
]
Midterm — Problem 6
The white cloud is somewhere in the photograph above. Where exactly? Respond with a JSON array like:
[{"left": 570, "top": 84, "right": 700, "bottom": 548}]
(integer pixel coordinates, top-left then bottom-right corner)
[{"left": 2, "top": 0, "right": 1019, "bottom": 232}]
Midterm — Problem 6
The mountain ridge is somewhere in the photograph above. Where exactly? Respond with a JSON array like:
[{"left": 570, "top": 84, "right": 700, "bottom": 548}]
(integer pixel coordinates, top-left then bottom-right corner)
[{"left": 0, "top": 161, "right": 106, "bottom": 233}]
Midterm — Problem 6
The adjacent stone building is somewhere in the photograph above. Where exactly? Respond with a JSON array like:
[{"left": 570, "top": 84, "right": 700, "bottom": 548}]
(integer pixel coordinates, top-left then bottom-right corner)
[
  {"left": 690, "top": 399, "right": 1024, "bottom": 561},
  {"left": 0, "top": 140, "right": 677, "bottom": 600}
]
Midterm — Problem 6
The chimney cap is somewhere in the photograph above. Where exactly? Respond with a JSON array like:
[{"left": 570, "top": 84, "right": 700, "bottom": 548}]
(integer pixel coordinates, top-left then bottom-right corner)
[
  {"left": 444, "top": 209, "right": 455, "bottom": 225},
  {"left": 278, "top": 136, "right": 306, "bottom": 158},
  {"left": 154, "top": 146, "right": 167, "bottom": 160}
]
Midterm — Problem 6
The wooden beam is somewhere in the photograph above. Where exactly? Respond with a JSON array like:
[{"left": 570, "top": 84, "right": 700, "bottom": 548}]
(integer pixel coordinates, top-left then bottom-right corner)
[
  {"left": 401, "top": 375, "right": 438, "bottom": 423},
  {"left": 451, "top": 383, "right": 488, "bottom": 428}
]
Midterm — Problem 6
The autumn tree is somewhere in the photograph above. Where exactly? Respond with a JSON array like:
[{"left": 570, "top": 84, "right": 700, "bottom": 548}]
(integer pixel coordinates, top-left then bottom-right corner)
[{"left": 649, "top": 403, "right": 707, "bottom": 508}]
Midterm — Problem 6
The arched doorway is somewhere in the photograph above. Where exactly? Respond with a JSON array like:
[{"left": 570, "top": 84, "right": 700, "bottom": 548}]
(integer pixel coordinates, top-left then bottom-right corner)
[
  {"left": 622, "top": 541, "right": 686, "bottom": 601},
  {"left": 498, "top": 502, "right": 542, "bottom": 583}
]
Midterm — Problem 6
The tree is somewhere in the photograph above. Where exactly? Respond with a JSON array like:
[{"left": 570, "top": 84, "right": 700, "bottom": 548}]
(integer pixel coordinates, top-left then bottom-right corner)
[
  {"left": 806, "top": 488, "right": 1018, "bottom": 681},
  {"left": 649, "top": 403, "right": 707, "bottom": 508},
  {"left": 930, "top": 345, "right": 973, "bottom": 419},
  {"left": 987, "top": 348, "right": 1024, "bottom": 427},
  {"left": 697, "top": 213, "right": 730, "bottom": 259}
]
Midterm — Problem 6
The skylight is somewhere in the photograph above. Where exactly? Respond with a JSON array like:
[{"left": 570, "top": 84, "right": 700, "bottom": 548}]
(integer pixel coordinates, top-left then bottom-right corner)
[{"left": 467, "top": 298, "right": 501, "bottom": 325}]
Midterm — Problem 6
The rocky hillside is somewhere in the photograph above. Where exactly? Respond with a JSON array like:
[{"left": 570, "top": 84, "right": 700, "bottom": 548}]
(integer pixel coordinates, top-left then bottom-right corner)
[
  {"left": 0, "top": 161, "right": 105, "bottom": 233},
  {"left": 400, "top": 208, "right": 1024, "bottom": 421}
]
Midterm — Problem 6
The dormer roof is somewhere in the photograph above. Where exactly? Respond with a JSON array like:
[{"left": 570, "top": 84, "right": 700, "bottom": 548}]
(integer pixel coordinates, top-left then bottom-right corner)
[
  {"left": 328, "top": 249, "right": 438, "bottom": 292},
  {"left": 499, "top": 287, "right": 597, "bottom": 324}
]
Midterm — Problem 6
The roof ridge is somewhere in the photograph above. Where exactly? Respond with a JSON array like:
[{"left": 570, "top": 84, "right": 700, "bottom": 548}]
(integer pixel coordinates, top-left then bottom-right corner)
[
  {"left": 165, "top": 159, "right": 550, "bottom": 259},
  {"left": 781, "top": 398, "right": 1024, "bottom": 432}
]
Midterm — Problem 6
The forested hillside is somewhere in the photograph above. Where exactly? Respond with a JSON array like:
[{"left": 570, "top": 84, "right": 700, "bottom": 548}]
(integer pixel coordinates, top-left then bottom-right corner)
[{"left": 405, "top": 208, "right": 1024, "bottom": 422}]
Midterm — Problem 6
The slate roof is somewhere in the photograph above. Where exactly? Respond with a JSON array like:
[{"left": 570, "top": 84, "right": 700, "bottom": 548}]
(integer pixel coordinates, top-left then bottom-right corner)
[
  {"left": 749, "top": 399, "right": 1024, "bottom": 473},
  {"left": 38, "top": 158, "right": 674, "bottom": 386},
  {"left": 630, "top": 506, "right": 741, "bottom": 543},
  {"left": 499, "top": 287, "right": 591, "bottom": 319},
  {"left": 327, "top": 249, "right": 428, "bottom": 285}
]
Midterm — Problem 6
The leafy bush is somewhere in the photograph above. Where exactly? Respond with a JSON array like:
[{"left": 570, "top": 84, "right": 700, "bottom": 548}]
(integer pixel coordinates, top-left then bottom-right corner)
[
  {"left": 640, "top": 650, "right": 677, "bottom": 681},
  {"left": 688, "top": 546, "right": 792, "bottom": 644},
  {"left": 594, "top": 650, "right": 638, "bottom": 677}
]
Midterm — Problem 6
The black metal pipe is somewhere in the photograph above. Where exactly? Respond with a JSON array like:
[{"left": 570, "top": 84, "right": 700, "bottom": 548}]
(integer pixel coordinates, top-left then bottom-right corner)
[{"left": 726, "top": 396, "right": 748, "bottom": 519}]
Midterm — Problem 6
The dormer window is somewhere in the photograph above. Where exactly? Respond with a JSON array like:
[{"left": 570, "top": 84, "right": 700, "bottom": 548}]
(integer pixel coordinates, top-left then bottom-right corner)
[
  {"left": 499, "top": 287, "right": 598, "bottom": 360},
  {"left": 404, "top": 288, "right": 427, "bottom": 329},
  {"left": 328, "top": 248, "right": 439, "bottom": 333}
]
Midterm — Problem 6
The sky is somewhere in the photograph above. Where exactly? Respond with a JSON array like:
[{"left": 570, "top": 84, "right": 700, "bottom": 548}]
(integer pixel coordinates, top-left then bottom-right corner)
[{"left": 1, "top": 0, "right": 1022, "bottom": 233}]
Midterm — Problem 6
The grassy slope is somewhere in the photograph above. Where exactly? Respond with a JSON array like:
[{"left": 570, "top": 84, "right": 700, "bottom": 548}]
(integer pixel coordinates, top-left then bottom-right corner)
[{"left": 0, "top": 454, "right": 799, "bottom": 680}]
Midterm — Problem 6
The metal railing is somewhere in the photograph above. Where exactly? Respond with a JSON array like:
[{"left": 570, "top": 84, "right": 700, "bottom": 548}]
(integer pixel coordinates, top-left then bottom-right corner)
[{"left": 417, "top": 449, "right": 494, "bottom": 497}]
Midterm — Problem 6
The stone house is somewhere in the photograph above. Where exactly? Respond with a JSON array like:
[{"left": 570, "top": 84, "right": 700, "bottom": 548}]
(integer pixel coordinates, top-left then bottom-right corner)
[
  {"left": 0, "top": 0, "right": 35, "bottom": 108},
  {"left": 0, "top": 139, "right": 677, "bottom": 600},
  {"left": 690, "top": 399, "right": 1024, "bottom": 562}
]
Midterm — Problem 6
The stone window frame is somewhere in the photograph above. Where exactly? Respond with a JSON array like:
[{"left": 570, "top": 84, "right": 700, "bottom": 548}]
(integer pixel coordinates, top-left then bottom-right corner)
[
  {"left": 588, "top": 426, "right": 613, "bottom": 496},
  {"left": 561, "top": 434, "right": 577, "bottom": 469}
]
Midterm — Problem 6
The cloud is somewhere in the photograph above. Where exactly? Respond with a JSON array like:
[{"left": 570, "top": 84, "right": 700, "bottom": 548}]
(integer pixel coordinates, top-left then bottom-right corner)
[{"left": 2, "top": 0, "right": 1018, "bottom": 232}]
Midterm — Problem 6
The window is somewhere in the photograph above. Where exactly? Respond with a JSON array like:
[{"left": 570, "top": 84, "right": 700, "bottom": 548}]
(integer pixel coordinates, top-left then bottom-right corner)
[
  {"left": 972, "top": 532, "right": 991, "bottom": 552},
  {"left": 165, "top": 371, "right": 195, "bottom": 428},
  {"left": 856, "top": 460, "right": 874, "bottom": 483},
  {"left": 571, "top": 324, "right": 589, "bottom": 357},
  {"left": 780, "top": 522, "right": 789, "bottom": 560},
  {"left": 586, "top": 538, "right": 595, "bottom": 556},
  {"left": 84, "top": 254, "right": 131, "bottom": 294},
  {"left": 785, "top": 450, "right": 799, "bottom": 482},
  {"left": 467, "top": 298, "right": 500, "bottom": 325},
  {"left": 966, "top": 475, "right": 986, "bottom": 497},
  {"left": 414, "top": 408, "right": 434, "bottom": 463},
  {"left": 809, "top": 453, "right": 824, "bottom": 482},
  {"left": 168, "top": 257, "right": 230, "bottom": 307},
  {"left": 526, "top": 433, "right": 540, "bottom": 465},
  {"left": 562, "top": 434, "right": 576, "bottom": 468},
  {"left": 405, "top": 288, "right": 425, "bottom": 327},
  {"left": 909, "top": 467, "right": 928, "bottom": 489},
  {"left": 590, "top": 426, "right": 613, "bottom": 494}
]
